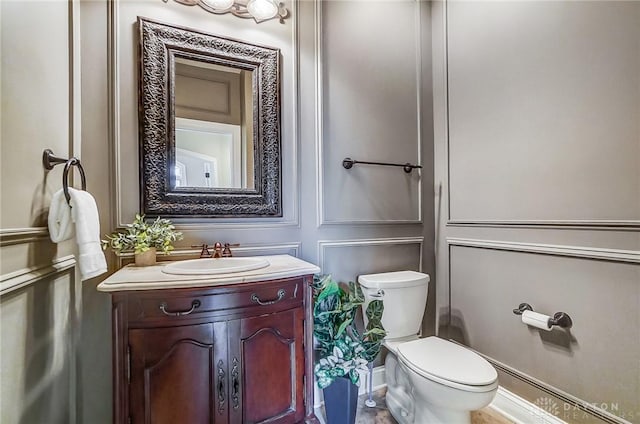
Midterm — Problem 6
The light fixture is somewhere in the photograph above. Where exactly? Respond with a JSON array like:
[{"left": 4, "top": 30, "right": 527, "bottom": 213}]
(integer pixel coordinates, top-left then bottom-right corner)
[{"left": 166, "top": 0, "right": 289, "bottom": 24}]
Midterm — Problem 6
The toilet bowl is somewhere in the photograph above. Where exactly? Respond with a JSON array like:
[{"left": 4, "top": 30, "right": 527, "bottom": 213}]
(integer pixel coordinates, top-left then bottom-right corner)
[{"left": 359, "top": 271, "right": 498, "bottom": 424}]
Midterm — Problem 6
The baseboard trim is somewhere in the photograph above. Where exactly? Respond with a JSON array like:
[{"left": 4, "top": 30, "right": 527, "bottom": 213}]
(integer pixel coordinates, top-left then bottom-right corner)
[{"left": 490, "top": 386, "right": 566, "bottom": 424}]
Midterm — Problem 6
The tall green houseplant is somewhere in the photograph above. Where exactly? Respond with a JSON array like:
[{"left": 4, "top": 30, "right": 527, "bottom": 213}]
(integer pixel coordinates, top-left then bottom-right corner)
[{"left": 312, "top": 275, "right": 386, "bottom": 389}]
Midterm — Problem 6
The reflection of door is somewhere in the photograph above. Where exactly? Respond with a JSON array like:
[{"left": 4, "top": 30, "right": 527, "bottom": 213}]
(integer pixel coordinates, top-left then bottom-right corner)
[
  {"left": 175, "top": 117, "right": 242, "bottom": 188},
  {"left": 175, "top": 148, "right": 219, "bottom": 188},
  {"left": 174, "top": 161, "right": 187, "bottom": 187}
]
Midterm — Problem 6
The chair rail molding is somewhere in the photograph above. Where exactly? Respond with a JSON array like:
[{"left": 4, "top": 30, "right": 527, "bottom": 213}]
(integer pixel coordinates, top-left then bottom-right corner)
[
  {"left": 0, "top": 255, "right": 77, "bottom": 296},
  {"left": 446, "top": 238, "right": 640, "bottom": 264},
  {"left": 0, "top": 227, "right": 50, "bottom": 246},
  {"left": 447, "top": 220, "right": 640, "bottom": 231}
]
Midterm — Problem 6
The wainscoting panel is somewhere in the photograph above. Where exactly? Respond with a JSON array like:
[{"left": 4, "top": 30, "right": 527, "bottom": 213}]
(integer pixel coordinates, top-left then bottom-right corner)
[
  {"left": 318, "top": 238, "right": 423, "bottom": 283},
  {"left": 448, "top": 244, "right": 639, "bottom": 423},
  {"left": 0, "top": 268, "right": 79, "bottom": 424}
]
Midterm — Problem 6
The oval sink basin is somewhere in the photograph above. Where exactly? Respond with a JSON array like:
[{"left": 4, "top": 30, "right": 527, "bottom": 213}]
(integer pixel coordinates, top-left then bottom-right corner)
[{"left": 162, "top": 257, "right": 270, "bottom": 276}]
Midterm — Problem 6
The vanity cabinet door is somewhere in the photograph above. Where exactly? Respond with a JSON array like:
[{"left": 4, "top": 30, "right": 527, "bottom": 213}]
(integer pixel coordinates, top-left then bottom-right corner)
[
  {"left": 128, "top": 322, "right": 229, "bottom": 424},
  {"left": 228, "top": 308, "right": 305, "bottom": 424}
]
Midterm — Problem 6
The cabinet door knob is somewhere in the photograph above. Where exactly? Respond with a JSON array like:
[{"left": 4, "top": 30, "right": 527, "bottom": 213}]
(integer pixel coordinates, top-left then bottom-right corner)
[
  {"left": 159, "top": 300, "right": 201, "bottom": 316},
  {"left": 251, "top": 289, "right": 285, "bottom": 306}
]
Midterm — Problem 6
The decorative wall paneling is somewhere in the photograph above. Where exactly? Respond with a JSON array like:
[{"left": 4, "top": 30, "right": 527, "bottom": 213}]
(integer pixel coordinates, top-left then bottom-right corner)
[
  {"left": 0, "top": 227, "right": 50, "bottom": 247},
  {"left": 318, "top": 237, "right": 424, "bottom": 283},
  {"left": 447, "top": 238, "right": 640, "bottom": 264},
  {"left": 433, "top": 1, "right": 640, "bottom": 423},
  {"left": 108, "top": 0, "right": 300, "bottom": 230},
  {"left": 1, "top": 272, "right": 80, "bottom": 424},
  {"left": 447, "top": 244, "right": 639, "bottom": 424},
  {"left": 0, "top": 1, "right": 83, "bottom": 423},
  {"left": 461, "top": 344, "right": 630, "bottom": 424},
  {"left": 444, "top": 1, "right": 640, "bottom": 225},
  {"left": 448, "top": 220, "right": 640, "bottom": 230},
  {"left": 79, "top": 0, "right": 434, "bottom": 419},
  {"left": 1, "top": 256, "right": 77, "bottom": 296},
  {"left": 315, "top": 0, "right": 423, "bottom": 226}
]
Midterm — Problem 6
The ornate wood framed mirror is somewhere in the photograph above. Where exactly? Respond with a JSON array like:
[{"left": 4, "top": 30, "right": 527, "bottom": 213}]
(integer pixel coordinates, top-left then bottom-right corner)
[{"left": 138, "top": 17, "right": 282, "bottom": 217}]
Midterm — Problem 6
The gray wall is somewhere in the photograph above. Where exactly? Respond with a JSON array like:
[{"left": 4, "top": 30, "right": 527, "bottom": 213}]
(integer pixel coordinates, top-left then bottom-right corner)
[
  {"left": 432, "top": 2, "right": 640, "bottom": 423},
  {"left": 0, "top": 0, "right": 433, "bottom": 422},
  {"left": 1, "top": 1, "right": 82, "bottom": 423}
]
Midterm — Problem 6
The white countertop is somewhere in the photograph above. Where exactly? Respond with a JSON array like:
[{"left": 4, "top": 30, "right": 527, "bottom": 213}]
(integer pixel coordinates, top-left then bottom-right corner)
[{"left": 96, "top": 254, "right": 320, "bottom": 292}]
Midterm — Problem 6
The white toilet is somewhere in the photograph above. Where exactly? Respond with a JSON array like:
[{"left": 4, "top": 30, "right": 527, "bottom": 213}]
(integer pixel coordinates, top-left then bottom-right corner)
[{"left": 359, "top": 271, "right": 498, "bottom": 424}]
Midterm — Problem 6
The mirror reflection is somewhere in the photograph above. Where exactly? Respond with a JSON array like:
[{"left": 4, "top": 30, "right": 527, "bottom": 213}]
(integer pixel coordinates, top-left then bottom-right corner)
[{"left": 173, "top": 57, "right": 255, "bottom": 189}]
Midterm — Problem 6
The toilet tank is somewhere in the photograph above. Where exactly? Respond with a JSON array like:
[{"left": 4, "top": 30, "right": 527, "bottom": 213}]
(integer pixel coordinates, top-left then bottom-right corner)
[{"left": 358, "top": 271, "right": 429, "bottom": 340}]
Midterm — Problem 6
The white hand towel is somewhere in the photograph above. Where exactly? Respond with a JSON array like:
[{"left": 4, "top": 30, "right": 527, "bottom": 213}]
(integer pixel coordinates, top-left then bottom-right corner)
[
  {"left": 68, "top": 188, "right": 108, "bottom": 281},
  {"left": 48, "top": 189, "right": 75, "bottom": 243}
]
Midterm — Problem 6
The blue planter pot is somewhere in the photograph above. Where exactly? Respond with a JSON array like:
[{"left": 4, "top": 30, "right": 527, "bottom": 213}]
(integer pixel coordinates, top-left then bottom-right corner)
[{"left": 323, "top": 376, "right": 358, "bottom": 424}]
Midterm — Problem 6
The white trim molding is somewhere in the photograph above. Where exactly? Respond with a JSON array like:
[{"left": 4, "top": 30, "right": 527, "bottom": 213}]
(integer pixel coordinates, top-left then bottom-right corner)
[
  {"left": 448, "top": 220, "right": 640, "bottom": 231},
  {"left": 490, "top": 386, "right": 567, "bottom": 424},
  {"left": 0, "top": 227, "right": 49, "bottom": 246},
  {"left": 1, "top": 255, "right": 77, "bottom": 296},
  {"left": 447, "top": 238, "right": 640, "bottom": 264},
  {"left": 315, "top": 0, "right": 423, "bottom": 227}
]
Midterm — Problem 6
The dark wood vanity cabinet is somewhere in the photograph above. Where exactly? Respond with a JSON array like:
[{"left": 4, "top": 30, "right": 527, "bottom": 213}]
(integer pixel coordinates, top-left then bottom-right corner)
[{"left": 111, "top": 276, "right": 316, "bottom": 424}]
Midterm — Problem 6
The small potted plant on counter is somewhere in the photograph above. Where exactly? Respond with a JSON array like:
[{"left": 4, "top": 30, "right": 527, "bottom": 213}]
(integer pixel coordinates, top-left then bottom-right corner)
[
  {"left": 102, "top": 214, "right": 183, "bottom": 266},
  {"left": 313, "top": 275, "right": 386, "bottom": 424}
]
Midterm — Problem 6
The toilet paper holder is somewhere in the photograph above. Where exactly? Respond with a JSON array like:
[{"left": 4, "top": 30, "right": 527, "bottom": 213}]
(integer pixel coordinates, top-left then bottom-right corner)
[{"left": 512, "top": 303, "right": 573, "bottom": 329}]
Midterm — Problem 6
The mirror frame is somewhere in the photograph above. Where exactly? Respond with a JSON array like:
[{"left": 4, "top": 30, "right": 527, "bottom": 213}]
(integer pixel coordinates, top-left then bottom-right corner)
[{"left": 138, "top": 17, "right": 282, "bottom": 218}]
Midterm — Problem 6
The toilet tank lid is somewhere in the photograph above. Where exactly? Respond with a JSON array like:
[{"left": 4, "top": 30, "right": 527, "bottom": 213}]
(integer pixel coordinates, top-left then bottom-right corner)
[
  {"left": 397, "top": 337, "right": 497, "bottom": 386},
  {"left": 358, "top": 271, "right": 429, "bottom": 289}
]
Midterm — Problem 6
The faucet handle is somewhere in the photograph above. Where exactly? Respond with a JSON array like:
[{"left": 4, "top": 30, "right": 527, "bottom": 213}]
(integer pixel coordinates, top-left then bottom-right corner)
[
  {"left": 212, "top": 242, "right": 223, "bottom": 258},
  {"left": 222, "top": 243, "right": 240, "bottom": 257},
  {"left": 191, "top": 244, "right": 212, "bottom": 258}
]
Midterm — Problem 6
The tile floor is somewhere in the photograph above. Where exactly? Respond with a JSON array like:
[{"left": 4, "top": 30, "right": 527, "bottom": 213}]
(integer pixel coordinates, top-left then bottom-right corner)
[{"left": 316, "top": 388, "right": 515, "bottom": 424}]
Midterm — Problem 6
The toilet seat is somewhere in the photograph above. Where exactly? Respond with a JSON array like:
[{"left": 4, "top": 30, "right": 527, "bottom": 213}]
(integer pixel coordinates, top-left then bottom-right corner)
[{"left": 396, "top": 337, "right": 498, "bottom": 393}]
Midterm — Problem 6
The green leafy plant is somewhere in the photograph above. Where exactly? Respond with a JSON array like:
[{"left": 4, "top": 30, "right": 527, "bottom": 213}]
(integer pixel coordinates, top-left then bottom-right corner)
[
  {"left": 101, "top": 214, "right": 183, "bottom": 255},
  {"left": 312, "top": 275, "right": 386, "bottom": 389}
]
